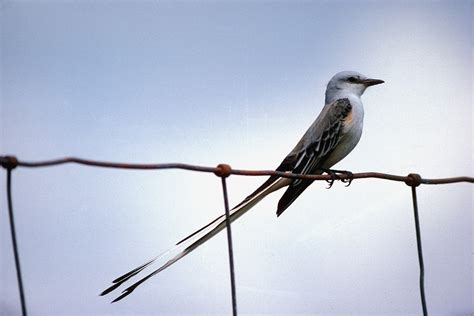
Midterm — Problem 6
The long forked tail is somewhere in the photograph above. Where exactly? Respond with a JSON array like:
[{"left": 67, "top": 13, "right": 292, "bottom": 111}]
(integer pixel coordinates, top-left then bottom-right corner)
[{"left": 101, "top": 176, "right": 290, "bottom": 303}]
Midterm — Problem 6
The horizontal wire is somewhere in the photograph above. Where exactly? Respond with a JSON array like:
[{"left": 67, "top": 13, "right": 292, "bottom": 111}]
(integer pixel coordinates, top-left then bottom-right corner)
[{"left": 0, "top": 155, "right": 471, "bottom": 185}]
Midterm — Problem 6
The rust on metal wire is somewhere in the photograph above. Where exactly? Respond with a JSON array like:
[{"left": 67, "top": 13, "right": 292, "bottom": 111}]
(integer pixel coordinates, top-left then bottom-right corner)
[
  {"left": 0, "top": 155, "right": 472, "bottom": 185},
  {"left": 0, "top": 156, "right": 18, "bottom": 170},
  {"left": 214, "top": 164, "right": 232, "bottom": 178},
  {"left": 405, "top": 173, "right": 422, "bottom": 187}
]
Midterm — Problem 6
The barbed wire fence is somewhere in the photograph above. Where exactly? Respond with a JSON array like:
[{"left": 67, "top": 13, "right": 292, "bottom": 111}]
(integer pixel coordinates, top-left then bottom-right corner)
[{"left": 1, "top": 155, "right": 473, "bottom": 316}]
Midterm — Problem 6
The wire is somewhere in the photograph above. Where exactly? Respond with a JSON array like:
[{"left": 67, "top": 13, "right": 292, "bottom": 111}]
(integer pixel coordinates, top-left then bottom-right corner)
[
  {"left": 221, "top": 176, "right": 237, "bottom": 316},
  {"left": 411, "top": 186, "right": 427, "bottom": 315},
  {"left": 1, "top": 155, "right": 473, "bottom": 315},
  {"left": 1, "top": 156, "right": 472, "bottom": 185},
  {"left": 5, "top": 168, "right": 28, "bottom": 316}
]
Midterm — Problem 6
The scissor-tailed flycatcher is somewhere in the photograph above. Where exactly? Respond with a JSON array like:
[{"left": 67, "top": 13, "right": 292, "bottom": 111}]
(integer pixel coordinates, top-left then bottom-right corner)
[{"left": 101, "top": 71, "right": 384, "bottom": 302}]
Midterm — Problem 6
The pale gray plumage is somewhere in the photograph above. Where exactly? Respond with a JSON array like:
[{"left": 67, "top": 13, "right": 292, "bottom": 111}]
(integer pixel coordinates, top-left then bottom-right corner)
[{"left": 101, "top": 71, "right": 384, "bottom": 302}]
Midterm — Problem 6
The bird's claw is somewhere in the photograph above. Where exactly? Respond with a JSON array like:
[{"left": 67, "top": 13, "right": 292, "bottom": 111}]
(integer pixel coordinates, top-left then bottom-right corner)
[
  {"left": 326, "top": 179, "right": 335, "bottom": 189},
  {"left": 324, "top": 170, "right": 338, "bottom": 189},
  {"left": 321, "top": 169, "right": 353, "bottom": 188},
  {"left": 340, "top": 171, "right": 354, "bottom": 187}
]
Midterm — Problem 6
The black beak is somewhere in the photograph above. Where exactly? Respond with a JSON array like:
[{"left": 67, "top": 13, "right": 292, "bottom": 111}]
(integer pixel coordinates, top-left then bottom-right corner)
[{"left": 361, "top": 78, "right": 384, "bottom": 87}]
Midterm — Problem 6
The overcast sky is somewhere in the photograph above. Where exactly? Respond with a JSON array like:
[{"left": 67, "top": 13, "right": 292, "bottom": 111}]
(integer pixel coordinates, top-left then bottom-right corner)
[{"left": 1, "top": 1, "right": 472, "bottom": 315}]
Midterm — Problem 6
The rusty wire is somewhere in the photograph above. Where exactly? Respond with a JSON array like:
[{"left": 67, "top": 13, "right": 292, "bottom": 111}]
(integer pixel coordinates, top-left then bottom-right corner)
[
  {"left": 1, "top": 155, "right": 473, "bottom": 316},
  {"left": 1, "top": 155, "right": 472, "bottom": 185}
]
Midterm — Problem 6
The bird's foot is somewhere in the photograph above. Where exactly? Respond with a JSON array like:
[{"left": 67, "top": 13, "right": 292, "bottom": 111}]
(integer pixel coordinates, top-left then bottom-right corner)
[
  {"left": 319, "top": 168, "right": 354, "bottom": 188},
  {"left": 323, "top": 169, "right": 338, "bottom": 189},
  {"left": 339, "top": 170, "right": 354, "bottom": 187}
]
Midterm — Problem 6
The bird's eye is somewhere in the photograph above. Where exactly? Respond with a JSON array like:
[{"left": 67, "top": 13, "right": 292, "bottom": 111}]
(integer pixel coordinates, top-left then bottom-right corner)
[{"left": 347, "top": 77, "right": 358, "bottom": 83}]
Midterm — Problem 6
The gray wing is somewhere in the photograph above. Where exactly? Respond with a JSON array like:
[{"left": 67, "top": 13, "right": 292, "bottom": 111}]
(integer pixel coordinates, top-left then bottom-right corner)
[
  {"left": 276, "top": 98, "right": 352, "bottom": 216},
  {"left": 222, "top": 98, "right": 352, "bottom": 217}
]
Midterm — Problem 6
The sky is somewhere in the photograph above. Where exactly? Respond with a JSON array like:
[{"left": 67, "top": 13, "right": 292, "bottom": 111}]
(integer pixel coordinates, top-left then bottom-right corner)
[{"left": 0, "top": 0, "right": 472, "bottom": 315}]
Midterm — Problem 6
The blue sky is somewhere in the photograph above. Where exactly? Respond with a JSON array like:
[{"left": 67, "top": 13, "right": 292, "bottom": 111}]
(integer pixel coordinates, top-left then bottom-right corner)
[{"left": 1, "top": 1, "right": 472, "bottom": 315}]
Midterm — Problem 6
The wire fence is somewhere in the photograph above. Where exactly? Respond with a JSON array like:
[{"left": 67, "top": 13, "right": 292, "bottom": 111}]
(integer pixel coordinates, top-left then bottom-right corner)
[{"left": 1, "top": 155, "right": 473, "bottom": 316}]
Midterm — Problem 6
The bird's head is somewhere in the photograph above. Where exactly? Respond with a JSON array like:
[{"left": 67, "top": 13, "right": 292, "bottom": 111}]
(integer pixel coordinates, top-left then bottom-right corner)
[{"left": 325, "top": 71, "right": 384, "bottom": 103}]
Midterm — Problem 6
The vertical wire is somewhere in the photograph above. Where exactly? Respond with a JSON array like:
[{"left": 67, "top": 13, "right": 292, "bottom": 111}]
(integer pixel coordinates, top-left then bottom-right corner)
[
  {"left": 6, "top": 169, "right": 28, "bottom": 316},
  {"left": 220, "top": 177, "right": 237, "bottom": 316},
  {"left": 411, "top": 186, "right": 427, "bottom": 316}
]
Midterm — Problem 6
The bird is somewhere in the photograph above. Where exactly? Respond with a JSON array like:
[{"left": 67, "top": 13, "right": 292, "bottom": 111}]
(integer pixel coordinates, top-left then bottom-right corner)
[{"left": 101, "top": 70, "right": 384, "bottom": 302}]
